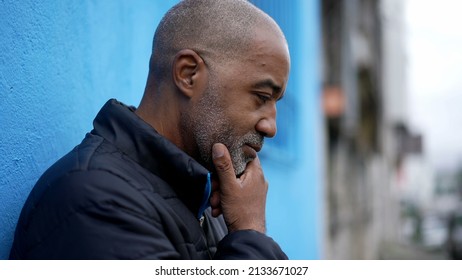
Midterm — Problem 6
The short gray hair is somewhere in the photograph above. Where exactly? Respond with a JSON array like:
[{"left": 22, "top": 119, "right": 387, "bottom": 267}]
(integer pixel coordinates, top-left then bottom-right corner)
[{"left": 150, "top": 0, "right": 277, "bottom": 80}]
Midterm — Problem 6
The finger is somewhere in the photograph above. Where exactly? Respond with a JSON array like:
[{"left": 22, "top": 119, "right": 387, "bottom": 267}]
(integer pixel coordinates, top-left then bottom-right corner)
[
  {"left": 210, "top": 191, "right": 222, "bottom": 217},
  {"left": 212, "top": 143, "right": 237, "bottom": 189},
  {"left": 211, "top": 207, "right": 222, "bottom": 217},
  {"left": 209, "top": 191, "right": 221, "bottom": 208},
  {"left": 211, "top": 176, "right": 220, "bottom": 192}
]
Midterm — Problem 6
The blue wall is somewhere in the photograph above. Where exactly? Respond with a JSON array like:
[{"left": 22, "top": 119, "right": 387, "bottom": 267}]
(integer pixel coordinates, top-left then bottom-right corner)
[
  {"left": 252, "top": 0, "right": 322, "bottom": 259},
  {"left": 0, "top": 0, "right": 321, "bottom": 259}
]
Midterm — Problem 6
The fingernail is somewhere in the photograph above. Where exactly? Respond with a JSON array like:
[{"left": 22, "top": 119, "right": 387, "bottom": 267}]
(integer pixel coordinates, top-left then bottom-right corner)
[{"left": 212, "top": 144, "right": 224, "bottom": 159}]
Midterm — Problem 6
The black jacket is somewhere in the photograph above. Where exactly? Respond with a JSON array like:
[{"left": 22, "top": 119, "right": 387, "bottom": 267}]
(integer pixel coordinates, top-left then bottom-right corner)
[{"left": 10, "top": 99, "right": 287, "bottom": 259}]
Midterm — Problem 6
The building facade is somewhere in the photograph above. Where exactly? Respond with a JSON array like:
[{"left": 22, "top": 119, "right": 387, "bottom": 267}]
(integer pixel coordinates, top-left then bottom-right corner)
[{"left": 321, "top": 0, "right": 409, "bottom": 259}]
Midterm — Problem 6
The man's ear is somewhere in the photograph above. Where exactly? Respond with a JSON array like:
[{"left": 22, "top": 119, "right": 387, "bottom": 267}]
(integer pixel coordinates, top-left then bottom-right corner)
[{"left": 172, "top": 49, "right": 208, "bottom": 99}]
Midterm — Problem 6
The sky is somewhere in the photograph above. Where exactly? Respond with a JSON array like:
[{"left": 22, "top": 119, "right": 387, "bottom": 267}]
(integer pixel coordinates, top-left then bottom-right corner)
[{"left": 405, "top": 0, "right": 462, "bottom": 171}]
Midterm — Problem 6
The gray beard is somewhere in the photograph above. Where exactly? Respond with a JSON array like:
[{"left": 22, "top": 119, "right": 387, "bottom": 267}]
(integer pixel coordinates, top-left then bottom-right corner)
[
  {"left": 198, "top": 127, "right": 263, "bottom": 176},
  {"left": 180, "top": 86, "right": 263, "bottom": 176}
]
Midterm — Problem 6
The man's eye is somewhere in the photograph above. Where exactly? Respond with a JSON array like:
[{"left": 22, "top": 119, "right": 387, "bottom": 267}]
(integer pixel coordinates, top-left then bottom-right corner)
[{"left": 256, "top": 93, "right": 271, "bottom": 103}]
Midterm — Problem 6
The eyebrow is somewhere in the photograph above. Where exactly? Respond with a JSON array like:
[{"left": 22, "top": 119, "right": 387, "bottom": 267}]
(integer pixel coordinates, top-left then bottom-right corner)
[{"left": 252, "top": 79, "right": 285, "bottom": 100}]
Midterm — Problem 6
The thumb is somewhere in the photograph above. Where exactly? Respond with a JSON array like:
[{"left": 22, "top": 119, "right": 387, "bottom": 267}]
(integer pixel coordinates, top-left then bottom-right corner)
[{"left": 212, "top": 143, "right": 237, "bottom": 186}]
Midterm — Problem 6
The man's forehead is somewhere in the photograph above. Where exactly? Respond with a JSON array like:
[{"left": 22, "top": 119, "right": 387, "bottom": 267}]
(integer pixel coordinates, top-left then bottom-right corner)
[{"left": 247, "top": 27, "right": 290, "bottom": 62}]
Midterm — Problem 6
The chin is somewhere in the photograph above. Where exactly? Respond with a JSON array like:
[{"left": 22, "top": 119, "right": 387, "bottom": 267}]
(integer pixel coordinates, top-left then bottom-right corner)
[
  {"left": 234, "top": 158, "right": 254, "bottom": 178},
  {"left": 234, "top": 163, "right": 246, "bottom": 178}
]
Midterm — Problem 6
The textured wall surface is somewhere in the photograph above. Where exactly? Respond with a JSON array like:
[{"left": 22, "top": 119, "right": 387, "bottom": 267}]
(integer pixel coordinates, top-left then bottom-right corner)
[
  {"left": 0, "top": 0, "right": 320, "bottom": 259},
  {"left": 252, "top": 0, "right": 322, "bottom": 259},
  {"left": 0, "top": 0, "right": 177, "bottom": 259}
]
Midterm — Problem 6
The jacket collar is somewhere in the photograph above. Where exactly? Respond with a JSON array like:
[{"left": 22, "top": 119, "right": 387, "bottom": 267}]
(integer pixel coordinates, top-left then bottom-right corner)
[{"left": 92, "top": 99, "right": 211, "bottom": 219}]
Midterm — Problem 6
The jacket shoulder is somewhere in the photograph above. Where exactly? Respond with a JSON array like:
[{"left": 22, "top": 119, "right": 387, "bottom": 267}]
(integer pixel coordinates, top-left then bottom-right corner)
[{"left": 11, "top": 168, "right": 177, "bottom": 259}]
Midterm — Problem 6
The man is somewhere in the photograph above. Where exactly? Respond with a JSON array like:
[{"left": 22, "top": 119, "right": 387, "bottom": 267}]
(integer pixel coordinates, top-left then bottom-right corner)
[{"left": 10, "top": 0, "right": 290, "bottom": 259}]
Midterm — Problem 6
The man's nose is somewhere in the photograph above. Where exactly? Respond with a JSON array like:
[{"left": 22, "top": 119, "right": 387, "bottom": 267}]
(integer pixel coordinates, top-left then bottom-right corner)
[{"left": 255, "top": 105, "right": 277, "bottom": 138}]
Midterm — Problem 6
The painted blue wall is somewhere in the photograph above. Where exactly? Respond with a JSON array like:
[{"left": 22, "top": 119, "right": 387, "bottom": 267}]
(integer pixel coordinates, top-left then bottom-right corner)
[
  {"left": 252, "top": 0, "right": 322, "bottom": 259},
  {"left": 0, "top": 0, "right": 321, "bottom": 259},
  {"left": 0, "top": 0, "right": 178, "bottom": 259}
]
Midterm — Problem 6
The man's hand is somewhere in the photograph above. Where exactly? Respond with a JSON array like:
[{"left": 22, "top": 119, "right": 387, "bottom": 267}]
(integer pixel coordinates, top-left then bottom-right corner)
[{"left": 209, "top": 143, "right": 267, "bottom": 233}]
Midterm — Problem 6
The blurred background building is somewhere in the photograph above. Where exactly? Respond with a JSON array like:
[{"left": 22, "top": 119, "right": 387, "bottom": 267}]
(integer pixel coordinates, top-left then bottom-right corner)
[
  {"left": 322, "top": 0, "right": 462, "bottom": 259},
  {"left": 321, "top": 0, "right": 406, "bottom": 259}
]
